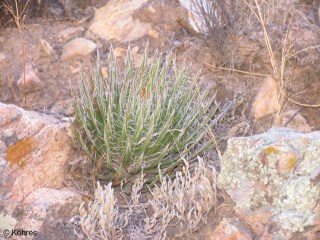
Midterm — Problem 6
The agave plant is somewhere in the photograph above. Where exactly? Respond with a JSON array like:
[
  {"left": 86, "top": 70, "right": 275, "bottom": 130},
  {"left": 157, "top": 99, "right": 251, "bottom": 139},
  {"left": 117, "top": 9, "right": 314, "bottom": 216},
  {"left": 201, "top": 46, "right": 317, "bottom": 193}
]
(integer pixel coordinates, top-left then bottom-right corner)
[{"left": 72, "top": 47, "right": 217, "bottom": 186}]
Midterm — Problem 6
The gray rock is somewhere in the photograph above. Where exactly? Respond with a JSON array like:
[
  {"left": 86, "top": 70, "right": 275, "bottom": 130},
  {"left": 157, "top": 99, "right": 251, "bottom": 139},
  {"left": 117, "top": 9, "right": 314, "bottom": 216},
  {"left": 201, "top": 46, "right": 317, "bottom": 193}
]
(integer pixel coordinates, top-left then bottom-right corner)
[
  {"left": 13, "top": 188, "right": 80, "bottom": 237},
  {"left": 50, "top": 98, "right": 75, "bottom": 116},
  {"left": 2, "top": 129, "right": 17, "bottom": 147},
  {"left": 218, "top": 128, "right": 320, "bottom": 238}
]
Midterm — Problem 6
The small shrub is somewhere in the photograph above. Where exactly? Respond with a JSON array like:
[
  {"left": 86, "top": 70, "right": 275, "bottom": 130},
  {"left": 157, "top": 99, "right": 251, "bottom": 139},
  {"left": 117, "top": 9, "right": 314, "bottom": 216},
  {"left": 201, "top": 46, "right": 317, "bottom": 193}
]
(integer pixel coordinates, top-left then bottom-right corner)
[
  {"left": 78, "top": 157, "right": 217, "bottom": 239},
  {"left": 190, "top": 0, "right": 298, "bottom": 61},
  {"left": 79, "top": 182, "right": 123, "bottom": 240},
  {"left": 0, "top": 0, "right": 34, "bottom": 28},
  {"left": 190, "top": 0, "right": 250, "bottom": 58},
  {"left": 72, "top": 47, "right": 216, "bottom": 186},
  {"left": 144, "top": 157, "right": 216, "bottom": 238}
]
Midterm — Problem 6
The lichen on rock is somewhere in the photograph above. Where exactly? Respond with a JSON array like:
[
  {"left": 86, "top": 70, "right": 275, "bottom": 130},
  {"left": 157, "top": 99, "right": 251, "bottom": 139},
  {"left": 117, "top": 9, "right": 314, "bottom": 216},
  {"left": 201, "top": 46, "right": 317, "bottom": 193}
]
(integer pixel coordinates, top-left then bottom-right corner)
[{"left": 218, "top": 128, "right": 320, "bottom": 237}]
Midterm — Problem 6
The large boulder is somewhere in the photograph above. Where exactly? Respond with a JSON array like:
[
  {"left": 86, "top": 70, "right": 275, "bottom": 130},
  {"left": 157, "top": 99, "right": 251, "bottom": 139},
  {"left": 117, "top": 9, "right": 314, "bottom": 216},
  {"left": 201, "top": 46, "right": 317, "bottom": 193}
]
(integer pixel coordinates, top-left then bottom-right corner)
[
  {"left": 0, "top": 103, "right": 79, "bottom": 203},
  {"left": 0, "top": 103, "right": 82, "bottom": 239},
  {"left": 218, "top": 128, "right": 320, "bottom": 239},
  {"left": 11, "top": 188, "right": 81, "bottom": 240}
]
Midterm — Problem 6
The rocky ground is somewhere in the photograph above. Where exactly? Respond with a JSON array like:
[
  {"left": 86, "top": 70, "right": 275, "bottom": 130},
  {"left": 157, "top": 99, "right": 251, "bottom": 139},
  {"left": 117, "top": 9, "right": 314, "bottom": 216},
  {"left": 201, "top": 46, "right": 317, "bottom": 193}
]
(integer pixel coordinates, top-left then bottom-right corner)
[{"left": 0, "top": 0, "right": 319, "bottom": 239}]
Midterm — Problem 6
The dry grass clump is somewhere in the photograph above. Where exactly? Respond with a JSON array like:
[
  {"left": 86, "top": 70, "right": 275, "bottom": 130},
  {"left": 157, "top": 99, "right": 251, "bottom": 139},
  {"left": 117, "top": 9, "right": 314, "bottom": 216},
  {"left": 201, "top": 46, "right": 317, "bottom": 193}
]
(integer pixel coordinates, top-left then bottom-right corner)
[
  {"left": 243, "top": 0, "right": 294, "bottom": 124},
  {"left": 0, "top": 0, "right": 32, "bottom": 106},
  {"left": 253, "top": 0, "right": 298, "bottom": 26},
  {"left": 145, "top": 157, "right": 216, "bottom": 238},
  {"left": 78, "top": 157, "right": 217, "bottom": 239},
  {"left": 0, "top": 0, "right": 68, "bottom": 28},
  {"left": 79, "top": 182, "right": 124, "bottom": 240},
  {"left": 189, "top": 0, "right": 298, "bottom": 60},
  {"left": 190, "top": 0, "right": 250, "bottom": 59},
  {"left": 0, "top": 0, "right": 32, "bottom": 28},
  {"left": 194, "top": 0, "right": 319, "bottom": 126}
]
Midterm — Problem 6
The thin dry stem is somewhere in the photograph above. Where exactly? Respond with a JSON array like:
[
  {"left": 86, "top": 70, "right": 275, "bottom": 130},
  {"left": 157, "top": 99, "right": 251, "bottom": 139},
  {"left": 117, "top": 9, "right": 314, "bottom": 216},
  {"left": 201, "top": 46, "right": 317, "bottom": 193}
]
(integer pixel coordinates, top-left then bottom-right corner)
[
  {"left": 3, "top": 0, "right": 30, "bottom": 107},
  {"left": 0, "top": 59, "right": 19, "bottom": 102},
  {"left": 287, "top": 97, "right": 320, "bottom": 108},
  {"left": 287, "top": 44, "right": 320, "bottom": 59},
  {"left": 243, "top": 0, "right": 295, "bottom": 126},
  {"left": 200, "top": 59, "right": 269, "bottom": 77}
]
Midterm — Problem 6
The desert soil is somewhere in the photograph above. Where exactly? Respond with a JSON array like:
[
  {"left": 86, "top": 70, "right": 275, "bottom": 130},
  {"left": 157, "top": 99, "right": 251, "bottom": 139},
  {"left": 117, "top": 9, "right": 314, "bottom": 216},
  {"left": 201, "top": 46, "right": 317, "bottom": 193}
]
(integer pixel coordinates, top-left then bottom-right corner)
[{"left": 0, "top": 0, "right": 319, "bottom": 239}]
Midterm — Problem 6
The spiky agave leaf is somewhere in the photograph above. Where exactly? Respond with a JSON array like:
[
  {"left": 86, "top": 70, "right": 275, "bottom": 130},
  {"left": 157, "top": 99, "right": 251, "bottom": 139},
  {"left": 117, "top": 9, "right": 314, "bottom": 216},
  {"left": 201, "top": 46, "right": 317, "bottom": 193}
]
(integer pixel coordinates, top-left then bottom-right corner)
[{"left": 72, "top": 47, "right": 217, "bottom": 186}]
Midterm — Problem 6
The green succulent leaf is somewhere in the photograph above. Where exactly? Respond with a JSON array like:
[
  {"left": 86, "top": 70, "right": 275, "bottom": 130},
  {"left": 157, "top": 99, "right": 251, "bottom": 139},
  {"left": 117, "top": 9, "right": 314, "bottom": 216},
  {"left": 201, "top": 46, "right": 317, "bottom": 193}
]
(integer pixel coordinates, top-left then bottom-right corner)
[{"left": 72, "top": 47, "right": 219, "bottom": 187}]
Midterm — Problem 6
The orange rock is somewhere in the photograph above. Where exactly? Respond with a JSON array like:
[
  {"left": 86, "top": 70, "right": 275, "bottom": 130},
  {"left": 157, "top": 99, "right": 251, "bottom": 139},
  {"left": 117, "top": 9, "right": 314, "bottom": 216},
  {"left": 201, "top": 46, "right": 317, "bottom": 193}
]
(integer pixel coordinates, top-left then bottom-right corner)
[
  {"left": 209, "top": 218, "right": 253, "bottom": 240},
  {"left": 17, "top": 63, "right": 42, "bottom": 93},
  {"left": 113, "top": 47, "right": 127, "bottom": 58},
  {"left": 87, "top": 0, "right": 151, "bottom": 43},
  {"left": 61, "top": 38, "right": 97, "bottom": 61},
  {"left": 0, "top": 103, "right": 80, "bottom": 203},
  {"left": 148, "top": 29, "right": 160, "bottom": 39},
  {"left": 279, "top": 109, "right": 311, "bottom": 133},
  {"left": 252, "top": 76, "right": 280, "bottom": 119},
  {"left": 6, "top": 137, "right": 35, "bottom": 169},
  {"left": 235, "top": 208, "right": 272, "bottom": 236}
]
